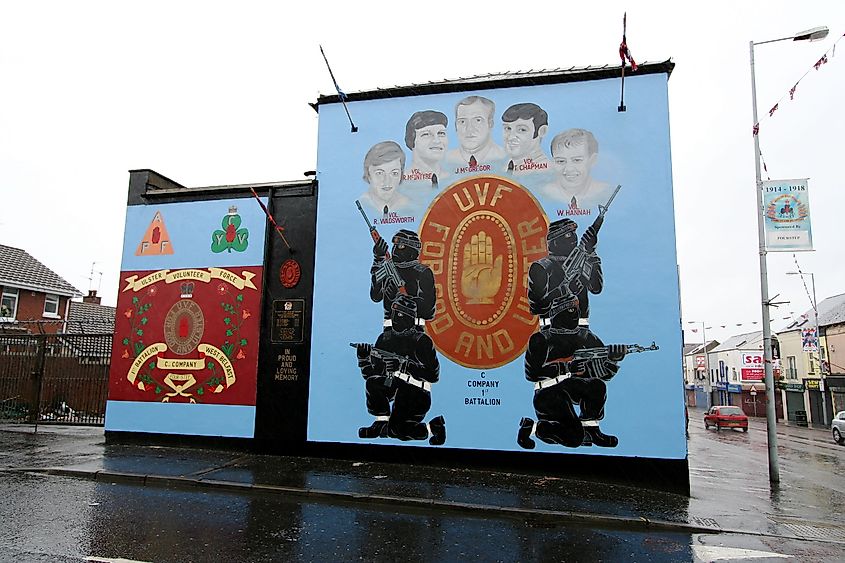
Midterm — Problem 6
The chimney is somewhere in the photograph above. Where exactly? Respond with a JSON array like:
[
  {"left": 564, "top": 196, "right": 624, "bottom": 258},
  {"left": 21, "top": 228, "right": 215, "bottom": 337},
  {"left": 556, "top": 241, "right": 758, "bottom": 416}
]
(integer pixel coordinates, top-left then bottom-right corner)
[{"left": 83, "top": 290, "right": 101, "bottom": 305}]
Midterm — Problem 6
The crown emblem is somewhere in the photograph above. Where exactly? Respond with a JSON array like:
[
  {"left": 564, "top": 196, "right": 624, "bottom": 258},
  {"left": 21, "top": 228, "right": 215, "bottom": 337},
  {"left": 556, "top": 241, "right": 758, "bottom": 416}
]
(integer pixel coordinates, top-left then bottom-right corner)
[
  {"left": 228, "top": 205, "right": 238, "bottom": 215},
  {"left": 180, "top": 282, "right": 195, "bottom": 298}
]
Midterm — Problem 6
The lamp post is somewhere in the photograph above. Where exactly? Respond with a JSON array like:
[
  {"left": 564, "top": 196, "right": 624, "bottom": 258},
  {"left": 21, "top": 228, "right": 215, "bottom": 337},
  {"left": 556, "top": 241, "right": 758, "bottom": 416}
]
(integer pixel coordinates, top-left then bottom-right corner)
[
  {"left": 750, "top": 25, "right": 828, "bottom": 485},
  {"left": 787, "top": 270, "right": 827, "bottom": 425},
  {"left": 687, "top": 321, "right": 712, "bottom": 408}
]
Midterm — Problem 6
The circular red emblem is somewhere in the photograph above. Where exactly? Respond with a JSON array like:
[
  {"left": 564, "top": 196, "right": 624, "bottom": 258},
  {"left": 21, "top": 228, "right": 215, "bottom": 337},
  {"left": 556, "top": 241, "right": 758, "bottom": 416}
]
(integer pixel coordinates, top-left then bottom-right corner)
[
  {"left": 280, "top": 258, "right": 301, "bottom": 289},
  {"left": 419, "top": 175, "right": 548, "bottom": 368},
  {"left": 163, "top": 299, "right": 205, "bottom": 356}
]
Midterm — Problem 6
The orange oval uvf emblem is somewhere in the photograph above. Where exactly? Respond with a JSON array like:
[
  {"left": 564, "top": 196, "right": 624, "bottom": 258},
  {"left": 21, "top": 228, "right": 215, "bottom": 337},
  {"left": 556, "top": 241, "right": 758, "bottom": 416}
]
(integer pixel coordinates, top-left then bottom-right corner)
[{"left": 419, "top": 176, "right": 548, "bottom": 368}]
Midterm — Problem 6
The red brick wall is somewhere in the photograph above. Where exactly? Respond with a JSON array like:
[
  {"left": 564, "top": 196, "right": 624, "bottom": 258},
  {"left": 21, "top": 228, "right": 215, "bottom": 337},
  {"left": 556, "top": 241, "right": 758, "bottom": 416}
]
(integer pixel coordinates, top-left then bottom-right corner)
[{"left": 4, "top": 287, "right": 69, "bottom": 334}]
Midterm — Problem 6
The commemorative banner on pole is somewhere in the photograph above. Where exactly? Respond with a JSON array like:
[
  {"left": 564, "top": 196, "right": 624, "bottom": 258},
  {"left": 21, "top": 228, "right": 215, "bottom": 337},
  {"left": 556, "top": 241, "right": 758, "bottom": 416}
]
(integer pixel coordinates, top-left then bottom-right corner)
[
  {"left": 801, "top": 327, "right": 819, "bottom": 353},
  {"left": 762, "top": 178, "right": 813, "bottom": 251}
]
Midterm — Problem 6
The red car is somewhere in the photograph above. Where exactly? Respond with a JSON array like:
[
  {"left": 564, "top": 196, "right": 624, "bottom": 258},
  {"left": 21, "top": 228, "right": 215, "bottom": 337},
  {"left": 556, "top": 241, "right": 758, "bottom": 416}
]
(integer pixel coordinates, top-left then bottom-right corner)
[{"left": 704, "top": 405, "right": 749, "bottom": 432}]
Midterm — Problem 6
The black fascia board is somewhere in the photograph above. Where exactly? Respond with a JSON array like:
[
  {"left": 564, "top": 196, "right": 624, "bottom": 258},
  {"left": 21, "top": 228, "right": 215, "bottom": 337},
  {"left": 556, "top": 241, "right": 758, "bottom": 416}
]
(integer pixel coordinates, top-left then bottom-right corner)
[{"left": 314, "top": 59, "right": 674, "bottom": 109}]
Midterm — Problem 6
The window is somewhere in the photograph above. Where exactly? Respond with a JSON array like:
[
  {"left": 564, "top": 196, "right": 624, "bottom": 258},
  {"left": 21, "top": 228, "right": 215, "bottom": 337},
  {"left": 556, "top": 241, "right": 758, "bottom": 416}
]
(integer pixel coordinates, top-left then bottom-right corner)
[
  {"left": 43, "top": 294, "right": 60, "bottom": 317},
  {"left": 1, "top": 288, "right": 18, "bottom": 320},
  {"left": 786, "top": 356, "right": 797, "bottom": 379}
]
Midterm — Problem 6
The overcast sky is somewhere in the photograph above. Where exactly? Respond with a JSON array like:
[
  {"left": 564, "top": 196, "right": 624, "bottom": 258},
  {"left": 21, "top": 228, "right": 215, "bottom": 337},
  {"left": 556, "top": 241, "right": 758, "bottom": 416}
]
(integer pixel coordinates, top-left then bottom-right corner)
[{"left": 2, "top": 1, "right": 843, "bottom": 344}]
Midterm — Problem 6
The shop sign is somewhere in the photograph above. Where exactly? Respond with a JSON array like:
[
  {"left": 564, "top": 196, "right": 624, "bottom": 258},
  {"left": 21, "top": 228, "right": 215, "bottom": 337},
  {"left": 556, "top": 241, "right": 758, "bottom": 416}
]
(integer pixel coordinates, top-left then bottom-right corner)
[
  {"left": 741, "top": 367, "right": 764, "bottom": 381},
  {"left": 742, "top": 353, "right": 763, "bottom": 368},
  {"left": 805, "top": 379, "right": 820, "bottom": 391}
]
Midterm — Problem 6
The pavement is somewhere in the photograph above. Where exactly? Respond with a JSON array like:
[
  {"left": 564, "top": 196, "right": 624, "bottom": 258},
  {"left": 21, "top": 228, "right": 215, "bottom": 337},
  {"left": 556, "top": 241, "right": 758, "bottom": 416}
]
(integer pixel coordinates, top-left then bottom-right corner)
[{"left": 2, "top": 408, "right": 844, "bottom": 548}]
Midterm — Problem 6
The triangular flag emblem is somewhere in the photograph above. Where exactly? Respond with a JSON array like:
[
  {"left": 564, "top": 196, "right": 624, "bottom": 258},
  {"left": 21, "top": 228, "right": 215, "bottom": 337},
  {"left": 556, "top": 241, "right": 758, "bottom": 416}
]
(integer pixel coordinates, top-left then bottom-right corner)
[{"left": 135, "top": 211, "right": 174, "bottom": 256}]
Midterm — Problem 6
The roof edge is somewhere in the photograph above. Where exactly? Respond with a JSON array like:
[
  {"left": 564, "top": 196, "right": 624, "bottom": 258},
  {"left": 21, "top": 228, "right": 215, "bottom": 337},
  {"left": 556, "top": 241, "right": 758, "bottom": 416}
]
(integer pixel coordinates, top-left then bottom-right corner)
[
  {"left": 0, "top": 280, "right": 82, "bottom": 298},
  {"left": 316, "top": 60, "right": 674, "bottom": 106}
]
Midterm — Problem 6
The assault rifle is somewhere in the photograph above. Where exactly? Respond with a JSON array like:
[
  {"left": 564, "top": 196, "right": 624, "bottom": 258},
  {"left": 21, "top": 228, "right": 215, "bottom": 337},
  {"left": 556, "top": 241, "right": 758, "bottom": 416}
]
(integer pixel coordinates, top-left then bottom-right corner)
[
  {"left": 350, "top": 343, "right": 422, "bottom": 385},
  {"left": 349, "top": 343, "right": 422, "bottom": 368},
  {"left": 571, "top": 341, "right": 658, "bottom": 362},
  {"left": 355, "top": 200, "right": 406, "bottom": 294},
  {"left": 545, "top": 341, "right": 659, "bottom": 366},
  {"left": 554, "top": 184, "right": 622, "bottom": 298}
]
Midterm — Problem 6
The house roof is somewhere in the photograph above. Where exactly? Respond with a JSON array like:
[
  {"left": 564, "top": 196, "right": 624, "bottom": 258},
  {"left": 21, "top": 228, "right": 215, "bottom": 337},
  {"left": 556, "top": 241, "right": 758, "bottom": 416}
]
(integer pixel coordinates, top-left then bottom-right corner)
[
  {"left": 0, "top": 245, "right": 82, "bottom": 298},
  {"left": 776, "top": 292, "right": 845, "bottom": 332},
  {"left": 711, "top": 331, "right": 764, "bottom": 353},
  {"left": 66, "top": 301, "right": 115, "bottom": 334},
  {"left": 315, "top": 60, "right": 674, "bottom": 106},
  {"left": 684, "top": 340, "right": 719, "bottom": 356},
  {"left": 57, "top": 333, "right": 113, "bottom": 358}
]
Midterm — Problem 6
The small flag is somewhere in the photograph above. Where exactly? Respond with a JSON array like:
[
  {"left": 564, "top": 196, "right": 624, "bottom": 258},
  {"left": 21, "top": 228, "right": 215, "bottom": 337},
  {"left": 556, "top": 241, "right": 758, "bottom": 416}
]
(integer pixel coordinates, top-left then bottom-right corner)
[
  {"left": 768, "top": 103, "right": 779, "bottom": 117},
  {"left": 814, "top": 55, "right": 828, "bottom": 70},
  {"left": 752, "top": 123, "right": 760, "bottom": 136},
  {"left": 789, "top": 84, "right": 797, "bottom": 100},
  {"left": 619, "top": 13, "right": 638, "bottom": 71}
]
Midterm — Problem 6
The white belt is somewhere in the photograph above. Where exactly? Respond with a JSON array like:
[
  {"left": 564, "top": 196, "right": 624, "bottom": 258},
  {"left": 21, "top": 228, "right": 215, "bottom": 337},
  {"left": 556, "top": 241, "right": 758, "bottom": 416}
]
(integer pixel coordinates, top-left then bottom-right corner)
[
  {"left": 383, "top": 319, "right": 427, "bottom": 327},
  {"left": 393, "top": 371, "right": 432, "bottom": 392},
  {"left": 539, "top": 318, "right": 589, "bottom": 327},
  {"left": 534, "top": 372, "right": 571, "bottom": 391}
]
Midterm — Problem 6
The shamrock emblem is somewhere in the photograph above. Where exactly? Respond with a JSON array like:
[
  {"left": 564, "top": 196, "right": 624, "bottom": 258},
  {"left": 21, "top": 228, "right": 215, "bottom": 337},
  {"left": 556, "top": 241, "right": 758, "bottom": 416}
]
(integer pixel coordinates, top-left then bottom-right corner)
[{"left": 212, "top": 206, "right": 249, "bottom": 253}]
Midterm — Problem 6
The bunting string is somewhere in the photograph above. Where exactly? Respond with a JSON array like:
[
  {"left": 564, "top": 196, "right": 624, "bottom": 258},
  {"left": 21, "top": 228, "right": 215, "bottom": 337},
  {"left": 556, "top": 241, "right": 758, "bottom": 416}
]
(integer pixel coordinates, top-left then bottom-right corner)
[
  {"left": 791, "top": 254, "right": 816, "bottom": 318},
  {"left": 752, "top": 32, "right": 844, "bottom": 137}
]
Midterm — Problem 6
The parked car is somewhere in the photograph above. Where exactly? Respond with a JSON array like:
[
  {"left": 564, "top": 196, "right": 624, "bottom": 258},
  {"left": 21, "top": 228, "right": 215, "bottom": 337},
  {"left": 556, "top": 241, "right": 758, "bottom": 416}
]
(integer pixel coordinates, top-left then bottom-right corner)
[
  {"left": 832, "top": 411, "right": 845, "bottom": 445},
  {"left": 704, "top": 405, "right": 748, "bottom": 432}
]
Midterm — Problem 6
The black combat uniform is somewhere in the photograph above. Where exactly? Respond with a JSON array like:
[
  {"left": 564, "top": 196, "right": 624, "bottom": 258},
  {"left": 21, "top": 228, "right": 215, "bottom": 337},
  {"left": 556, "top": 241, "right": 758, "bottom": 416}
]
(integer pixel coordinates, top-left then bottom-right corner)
[
  {"left": 527, "top": 218, "right": 602, "bottom": 327},
  {"left": 356, "top": 294, "right": 445, "bottom": 445},
  {"left": 370, "top": 229, "right": 436, "bottom": 330},
  {"left": 518, "top": 295, "right": 625, "bottom": 449}
]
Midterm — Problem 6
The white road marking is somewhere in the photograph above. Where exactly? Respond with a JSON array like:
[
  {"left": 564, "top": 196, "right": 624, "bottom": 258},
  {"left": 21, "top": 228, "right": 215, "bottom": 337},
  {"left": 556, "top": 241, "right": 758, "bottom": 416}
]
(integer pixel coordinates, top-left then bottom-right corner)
[
  {"left": 693, "top": 545, "right": 791, "bottom": 561},
  {"left": 87, "top": 557, "right": 153, "bottom": 563}
]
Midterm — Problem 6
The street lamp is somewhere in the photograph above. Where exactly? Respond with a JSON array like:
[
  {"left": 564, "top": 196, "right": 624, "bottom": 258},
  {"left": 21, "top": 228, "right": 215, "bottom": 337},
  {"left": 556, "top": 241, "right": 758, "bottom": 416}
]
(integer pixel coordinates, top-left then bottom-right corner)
[
  {"left": 751, "top": 25, "right": 828, "bottom": 485},
  {"left": 687, "top": 321, "right": 712, "bottom": 408},
  {"left": 786, "top": 270, "right": 827, "bottom": 425}
]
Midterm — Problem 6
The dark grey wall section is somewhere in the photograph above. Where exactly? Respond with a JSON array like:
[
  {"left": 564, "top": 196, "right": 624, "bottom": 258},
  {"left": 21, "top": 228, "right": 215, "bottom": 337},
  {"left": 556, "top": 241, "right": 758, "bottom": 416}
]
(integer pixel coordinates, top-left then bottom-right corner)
[{"left": 254, "top": 182, "right": 318, "bottom": 450}]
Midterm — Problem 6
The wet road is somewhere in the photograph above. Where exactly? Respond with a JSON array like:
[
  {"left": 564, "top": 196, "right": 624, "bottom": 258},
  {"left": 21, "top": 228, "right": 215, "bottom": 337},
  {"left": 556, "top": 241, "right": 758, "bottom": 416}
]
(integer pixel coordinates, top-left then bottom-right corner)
[
  {"left": 1, "top": 471, "right": 703, "bottom": 562},
  {"left": 2, "top": 417, "right": 844, "bottom": 562},
  {"left": 7, "top": 470, "right": 843, "bottom": 563},
  {"left": 688, "top": 407, "right": 845, "bottom": 537}
]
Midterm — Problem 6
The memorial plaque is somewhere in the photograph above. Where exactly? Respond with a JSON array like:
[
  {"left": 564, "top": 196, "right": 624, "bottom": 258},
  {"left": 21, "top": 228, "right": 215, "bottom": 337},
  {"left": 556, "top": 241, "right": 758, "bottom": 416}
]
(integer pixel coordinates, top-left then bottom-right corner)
[{"left": 271, "top": 299, "right": 305, "bottom": 343}]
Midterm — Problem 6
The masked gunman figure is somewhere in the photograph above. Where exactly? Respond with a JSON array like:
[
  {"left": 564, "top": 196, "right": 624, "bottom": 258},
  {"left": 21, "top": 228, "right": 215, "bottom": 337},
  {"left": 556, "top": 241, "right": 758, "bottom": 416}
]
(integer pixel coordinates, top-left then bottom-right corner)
[
  {"left": 354, "top": 294, "right": 446, "bottom": 445},
  {"left": 517, "top": 295, "right": 626, "bottom": 449},
  {"left": 528, "top": 218, "right": 603, "bottom": 328},
  {"left": 371, "top": 229, "right": 436, "bottom": 331}
]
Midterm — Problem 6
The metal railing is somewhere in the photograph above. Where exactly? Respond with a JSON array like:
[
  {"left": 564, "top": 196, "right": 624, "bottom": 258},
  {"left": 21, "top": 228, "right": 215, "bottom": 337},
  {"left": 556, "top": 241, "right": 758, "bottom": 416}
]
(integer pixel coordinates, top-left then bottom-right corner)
[{"left": 0, "top": 332, "right": 112, "bottom": 426}]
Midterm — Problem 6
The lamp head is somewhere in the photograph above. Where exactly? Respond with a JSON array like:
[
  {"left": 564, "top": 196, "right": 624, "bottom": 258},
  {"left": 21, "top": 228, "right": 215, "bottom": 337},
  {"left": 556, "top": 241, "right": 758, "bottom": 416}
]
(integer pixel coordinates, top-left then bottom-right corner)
[{"left": 793, "top": 26, "right": 829, "bottom": 42}]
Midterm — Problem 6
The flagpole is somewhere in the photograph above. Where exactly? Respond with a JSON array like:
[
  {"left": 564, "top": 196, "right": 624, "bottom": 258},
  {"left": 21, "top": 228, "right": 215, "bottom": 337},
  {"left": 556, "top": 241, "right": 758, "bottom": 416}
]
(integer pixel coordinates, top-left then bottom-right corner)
[
  {"left": 319, "top": 45, "right": 358, "bottom": 133},
  {"left": 618, "top": 62, "right": 626, "bottom": 112},
  {"left": 618, "top": 13, "right": 627, "bottom": 112}
]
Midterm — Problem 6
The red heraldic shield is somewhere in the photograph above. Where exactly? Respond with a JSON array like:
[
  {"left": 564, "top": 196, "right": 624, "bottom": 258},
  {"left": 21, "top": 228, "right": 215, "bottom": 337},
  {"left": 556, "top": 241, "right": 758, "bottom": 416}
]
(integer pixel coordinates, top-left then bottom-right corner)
[
  {"left": 108, "top": 266, "right": 263, "bottom": 405},
  {"left": 419, "top": 176, "right": 547, "bottom": 368}
]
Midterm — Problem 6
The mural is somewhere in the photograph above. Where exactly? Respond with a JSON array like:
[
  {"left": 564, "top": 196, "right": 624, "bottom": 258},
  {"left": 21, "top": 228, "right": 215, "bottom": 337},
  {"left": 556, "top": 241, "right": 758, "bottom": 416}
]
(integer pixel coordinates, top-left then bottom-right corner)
[
  {"left": 311, "top": 73, "right": 685, "bottom": 458},
  {"left": 106, "top": 199, "right": 267, "bottom": 437}
]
